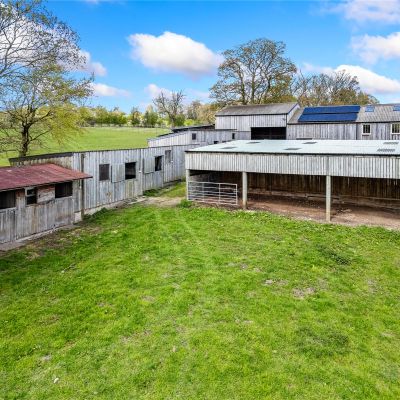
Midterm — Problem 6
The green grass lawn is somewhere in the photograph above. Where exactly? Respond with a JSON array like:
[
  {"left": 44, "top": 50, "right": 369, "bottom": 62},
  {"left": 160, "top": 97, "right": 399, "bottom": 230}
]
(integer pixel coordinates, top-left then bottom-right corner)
[
  {"left": 1, "top": 202, "right": 400, "bottom": 399},
  {"left": 0, "top": 126, "right": 169, "bottom": 166}
]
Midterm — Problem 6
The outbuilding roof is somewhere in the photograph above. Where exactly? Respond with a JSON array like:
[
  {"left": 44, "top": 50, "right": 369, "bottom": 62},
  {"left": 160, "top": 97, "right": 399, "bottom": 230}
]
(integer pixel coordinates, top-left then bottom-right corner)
[
  {"left": 0, "top": 163, "right": 91, "bottom": 191},
  {"left": 216, "top": 102, "right": 298, "bottom": 116},
  {"left": 289, "top": 104, "right": 400, "bottom": 124},
  {"left": 187, "top": 140, "right": 400, "bottom": 156},
  {"left": 356, "top": 104, "right": 400, "bottom": 123}
]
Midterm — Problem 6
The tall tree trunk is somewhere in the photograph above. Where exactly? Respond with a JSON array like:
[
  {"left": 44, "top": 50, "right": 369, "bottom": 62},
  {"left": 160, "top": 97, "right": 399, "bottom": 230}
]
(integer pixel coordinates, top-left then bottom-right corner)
[{"left": 19, "top": 126, "right": 30, "bottom": 157}]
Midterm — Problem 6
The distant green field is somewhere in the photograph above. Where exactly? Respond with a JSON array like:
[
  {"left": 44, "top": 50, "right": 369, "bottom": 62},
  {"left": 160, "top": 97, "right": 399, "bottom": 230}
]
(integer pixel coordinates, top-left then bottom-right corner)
[{"left": 0, "top": 126, "right": 169, "bottom": 166}]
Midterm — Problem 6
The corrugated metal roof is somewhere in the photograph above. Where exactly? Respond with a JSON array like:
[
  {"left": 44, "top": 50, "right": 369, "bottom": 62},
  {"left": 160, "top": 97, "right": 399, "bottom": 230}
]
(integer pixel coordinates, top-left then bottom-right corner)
[
  {"left": 357, "top": 104, "right": 400, "bottom": 123},
  {"left": 0, "top": 163, "right": 91, "bottom": 191},
  {"left": 215, "top": 102, "right": 298, "bottom": 116},
  {"left": 187, "top": 140, "right": 400, "bottom": 156}
]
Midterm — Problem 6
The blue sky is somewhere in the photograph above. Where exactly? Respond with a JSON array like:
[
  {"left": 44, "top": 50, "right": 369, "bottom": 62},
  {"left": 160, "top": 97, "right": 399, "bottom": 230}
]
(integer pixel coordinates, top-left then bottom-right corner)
[{"left": 49, "top": 0, "right": 400, "bottom": 112}]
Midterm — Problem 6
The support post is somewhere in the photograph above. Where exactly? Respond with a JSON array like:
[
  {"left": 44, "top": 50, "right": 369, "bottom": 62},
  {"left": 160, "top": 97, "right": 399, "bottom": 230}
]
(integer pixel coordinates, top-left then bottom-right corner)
[
  {"left": 326, "top": 175, "right": 331, "bottom": 222},
  {"left": 80, "top": 153, "right": 85, "bottom": 221},
  {"left": 242, "top": 171, "right": 248, "bottom": 210},
  {"left": 185, "top": 169, "right": 190, "bottom": 200}
]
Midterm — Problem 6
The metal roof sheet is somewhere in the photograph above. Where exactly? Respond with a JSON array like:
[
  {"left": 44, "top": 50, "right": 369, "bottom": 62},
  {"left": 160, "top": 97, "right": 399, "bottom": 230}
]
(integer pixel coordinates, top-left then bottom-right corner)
[
  {"left": 215, "top": 102, "right": 298, "bottom": 116},
  {"left": 0, "top": 163, "right": 92, "bottom": 191},
  {"left": 187, "top": 140, "right": 400, "bottom": 156},
  {"left": 356, "top": 104, "right": 400, "bottom": 123}
]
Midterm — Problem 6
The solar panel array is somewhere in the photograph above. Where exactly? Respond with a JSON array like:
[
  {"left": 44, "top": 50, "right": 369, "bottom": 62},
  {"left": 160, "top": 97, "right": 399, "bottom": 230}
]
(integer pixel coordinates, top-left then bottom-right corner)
[
  {"left": 298, "top": 105, "right": 361, "bottom": 123},
  {"left": 393, "top": 105, "right": 400, "bottom": 111}
]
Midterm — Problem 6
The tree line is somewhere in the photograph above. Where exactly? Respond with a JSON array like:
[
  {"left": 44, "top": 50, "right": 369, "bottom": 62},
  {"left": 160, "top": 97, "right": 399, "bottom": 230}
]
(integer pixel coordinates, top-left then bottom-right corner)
[
  {"left": 77, "top": 101, "right": 217, "bottom": 128},
  {"left": 0, "top": 1, "right": 378, "bottom": 158}
]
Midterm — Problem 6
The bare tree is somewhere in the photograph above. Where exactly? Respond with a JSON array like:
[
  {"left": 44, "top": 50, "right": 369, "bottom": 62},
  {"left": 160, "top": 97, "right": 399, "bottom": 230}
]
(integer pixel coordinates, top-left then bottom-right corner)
[
  {"left": 293, "top": 70, "right": 378, "bottom": 106},
  {"left": 0, "top": 64, "right": 92, "bottom": 157},
  {"left": 153, "top": 90, "right": 185, "bottom": 127},
  {"left": 0, "top": 0, "right": 83, "bottom": 82},
  {"left": 210, "top": 38, "right": 297, "bottom": 106}
]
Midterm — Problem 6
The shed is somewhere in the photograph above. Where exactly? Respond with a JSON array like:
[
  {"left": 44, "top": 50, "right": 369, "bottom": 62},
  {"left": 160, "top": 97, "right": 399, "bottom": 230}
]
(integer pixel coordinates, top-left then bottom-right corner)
[
  {"left": 0, "top": 163, "right": 91, "bottom": 244},
  {"left": 185, "top": 140, "right": 400, "bottom": 221}
]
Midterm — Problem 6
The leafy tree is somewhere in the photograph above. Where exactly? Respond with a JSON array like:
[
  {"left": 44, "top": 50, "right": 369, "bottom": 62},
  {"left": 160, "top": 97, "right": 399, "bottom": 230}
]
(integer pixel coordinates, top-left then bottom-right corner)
[
  {"left": 293, "top": 70, "right": 378, "bottom": 106},
  {"left": 143, "top": 105, "right": 158, "bottom": 127},
  {"left": 0, "top": 64, "right": 92, "bottom": 157},
  {"left": 153, "top": 90, "right": 185, "bottom": 127},
  {"left": 197, "top": 103, "right": 219, "bottom": 124},
  {"left": 0, "top": 0, "right": 83, "bottom": 83},
  {"left": 186, "top": 100, "right": 202, "bottom": 121},
  {"left": 130, "top": 107, "right": 141, "bottom": 126},
  {"left": 210, "top": 38, "right": 297, "bottom": 105}
]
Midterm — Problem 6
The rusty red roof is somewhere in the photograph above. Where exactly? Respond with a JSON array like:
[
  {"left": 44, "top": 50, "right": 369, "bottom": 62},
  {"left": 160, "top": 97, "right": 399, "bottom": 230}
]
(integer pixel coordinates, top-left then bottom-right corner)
[{"left": 0, "top": 163, "right": 92, "bottom": 191}]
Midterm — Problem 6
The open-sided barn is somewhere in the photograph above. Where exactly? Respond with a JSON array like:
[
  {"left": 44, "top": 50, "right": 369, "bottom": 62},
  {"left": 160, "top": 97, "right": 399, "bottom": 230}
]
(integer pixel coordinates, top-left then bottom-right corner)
[{"left": 185, "top": 140, "right": 400, "bottom": 221}]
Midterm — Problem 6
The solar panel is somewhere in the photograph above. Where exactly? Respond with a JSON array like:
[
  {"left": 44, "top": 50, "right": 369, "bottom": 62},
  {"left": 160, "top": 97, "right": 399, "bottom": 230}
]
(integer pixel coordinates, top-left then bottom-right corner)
[
  {"left": 393, "top": 105, "right": 400, "bottom": 111},
  {"left": 298, "top": 113, "right": 359, "bottom": 123},
  {"left": 302, "top": 105, "right": 360, "bottom": 115},
  {"left": 365, "top": 105, "right": 375, "bottom": 112}
]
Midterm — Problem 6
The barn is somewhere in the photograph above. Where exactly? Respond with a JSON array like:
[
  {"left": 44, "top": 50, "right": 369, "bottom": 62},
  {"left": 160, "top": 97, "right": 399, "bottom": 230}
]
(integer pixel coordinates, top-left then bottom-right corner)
[
  {"left": 215, "top": 103, "right": 299, "bottom": 139},
  {"left": 185, "top": 140, "right": 400, "bottom": 221}
]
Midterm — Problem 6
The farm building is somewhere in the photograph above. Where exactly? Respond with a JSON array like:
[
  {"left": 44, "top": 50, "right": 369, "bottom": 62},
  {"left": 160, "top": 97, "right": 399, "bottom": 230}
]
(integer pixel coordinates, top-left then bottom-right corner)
[
  {"left": 1, "top": 145, "right": 191, "bottom": 244},
  {"left": 150, "top": 102, "right": 400, "bottom": 145},
  {"left": 185, "top": 140, "right": 400, "bottom": 221},
  {"left": 214, "top": 102, "right": 299, "bottom": 139},
  {"left": 287, "top": 104, "right": 400, "bottom": 140},
  {"left": 0, "top": 163, "right": 91, "bottom": 243}
]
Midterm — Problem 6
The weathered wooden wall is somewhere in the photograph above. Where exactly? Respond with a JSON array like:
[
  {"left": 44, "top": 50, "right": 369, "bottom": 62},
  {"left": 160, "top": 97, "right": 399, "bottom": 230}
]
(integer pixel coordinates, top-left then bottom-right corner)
[
  {"left": 0, "top": 187, "right": 74, "bottom": 244},
  {"left": 3, "top": 144, "right": 193, "bottom": 244},
  {"left": 287, "top": 123, "right": 358, "bottom": 140},
  {"left": 148, "top": 130, "right": 250, "bottom": 147},
  {"left": 215, "top": 115, "right": 289, "bottom": 131}
]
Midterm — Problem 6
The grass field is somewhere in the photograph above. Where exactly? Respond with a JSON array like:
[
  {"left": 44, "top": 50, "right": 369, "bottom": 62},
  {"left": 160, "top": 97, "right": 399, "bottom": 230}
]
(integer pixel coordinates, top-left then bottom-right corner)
[
  {"left": 0, "top": 126, "right": 169, "bottom": 166},
  {"left": 1, "top": 199, "right": 400, "bottom": 399}
]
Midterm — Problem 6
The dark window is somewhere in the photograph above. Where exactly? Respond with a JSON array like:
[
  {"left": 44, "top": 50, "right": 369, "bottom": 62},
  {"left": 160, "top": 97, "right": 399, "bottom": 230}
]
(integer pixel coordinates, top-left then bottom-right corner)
[
  {"left": 362, "top": 124, "right": 371, "bottom": 135},
  {"left": 55, "top": 182, "right": 72, "bottom": 198},
  {"left": 214, "top": 141, "right": 218, "bottom": 144},
  {"left": 155, "top": 156, "right": 163, "bottom": 171},
  {"left": 165, "top": 150, "right": 172, "bottom": 163},
  {"left": 26, "top": 188, "right": 37, "bottom": 205},
  {"left": 125, "top": 162, "right": 136, "bottom": 179},
  {"left": 232, "top": 133, "right": 236, "bottom": 140},
  {"left": 99, "top": 164, "right": 110, "bottom": 181},
  {"left": 0, "top": 190, "right": 15, "bottom": 209},
  {"left": 192, "top": 133, "right": 197, "bottom": 141}
]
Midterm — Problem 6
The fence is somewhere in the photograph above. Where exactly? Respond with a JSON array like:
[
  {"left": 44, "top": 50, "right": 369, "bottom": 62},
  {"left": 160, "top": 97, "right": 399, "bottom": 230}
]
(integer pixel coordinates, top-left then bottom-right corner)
[{"left": 187, "top": 181, "right": 238, "bottom": 206}]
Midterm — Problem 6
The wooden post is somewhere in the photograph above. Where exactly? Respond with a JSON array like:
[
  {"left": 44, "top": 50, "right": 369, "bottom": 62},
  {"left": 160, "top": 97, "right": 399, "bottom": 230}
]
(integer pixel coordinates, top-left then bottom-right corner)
[
  {"left": 185, "top": 169, "right": 190, "bottom": 200},
  {"left": 242, "top": 171, "right": 248, "bottom": 210},
  {"left": 80, "top": 153, "right": 85, "bottom": 221},
  {"left": 326, "top": 175, "right": 331, "bottom": 222}
]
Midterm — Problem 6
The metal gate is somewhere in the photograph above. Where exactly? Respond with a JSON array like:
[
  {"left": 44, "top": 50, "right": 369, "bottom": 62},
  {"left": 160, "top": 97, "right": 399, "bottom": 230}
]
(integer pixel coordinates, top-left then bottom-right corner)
[{"left": 187, "top": 181, "right": 238, "bottom": 206}]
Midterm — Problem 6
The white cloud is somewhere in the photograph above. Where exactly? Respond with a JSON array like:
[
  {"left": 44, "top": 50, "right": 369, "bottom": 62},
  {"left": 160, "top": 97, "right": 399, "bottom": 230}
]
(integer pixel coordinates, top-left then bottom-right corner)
[
  {"left": 351, "top": 32, "right": 400, "bottom": 64},
  {"left": 79, "top": 50, "right": 107, "bottom": 76},
  {"left": 128, "top": 31, "right": 223, "bottom": 78},
  {"left": 145, "top": 83, "right": 172, "bottom": 99},
  {"left": 336, "top": 64, "right": 400, "bottom": 94},
  {"left": 334, "top": 0, "right": 400, "bottom": 24},
  {"left": 302, "top": 62, "right": 400, "bottom": 95},
  {"left": 91, "top": 83, "right": 131, "bottom": 97},
  {"left": 144, "top": 83, "right": 211, "bottom": 103}
]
